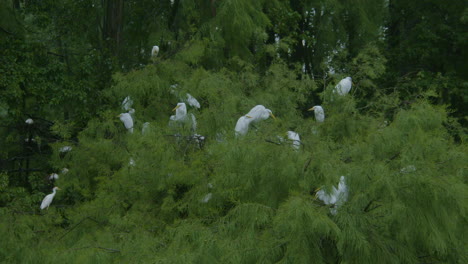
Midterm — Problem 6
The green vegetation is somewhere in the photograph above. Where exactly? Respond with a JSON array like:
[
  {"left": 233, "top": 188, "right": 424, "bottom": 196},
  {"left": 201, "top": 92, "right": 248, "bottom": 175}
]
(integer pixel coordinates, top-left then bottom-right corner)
[{"left": 1, "top": 0, "right": 466, "bottom": 263}]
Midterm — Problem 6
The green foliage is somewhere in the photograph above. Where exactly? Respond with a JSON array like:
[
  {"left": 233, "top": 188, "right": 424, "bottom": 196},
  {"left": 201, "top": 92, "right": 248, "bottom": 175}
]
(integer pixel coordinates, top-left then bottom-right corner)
[{"left": 0, "top": 0, "right": 466, "bottom": 263}]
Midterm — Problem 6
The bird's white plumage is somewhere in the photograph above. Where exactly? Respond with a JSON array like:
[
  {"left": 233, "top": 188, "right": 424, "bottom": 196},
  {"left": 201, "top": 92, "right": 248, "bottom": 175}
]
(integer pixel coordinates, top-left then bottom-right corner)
[
  {"left": 142, "top": 122, "right": 150, "bottom": 134},
  {"left": 309, "top": 105, "right": 325, "bottom": 122},
  {"left": 61, "top": 168, "right": 69, "bottom": 174},
  {"left": 49, "top": 173, "right": 59, "bottom": 180},
  {"left": 334, "top": 77, "right": 352, "bottom": 95},
  {"left": 190, "top": 113, "right": 197, "bottom": 132},
  {"left": 25, "top": 118, "right": 34, "bottom": 125},
  {"left": 201, "top": 193, "right": 212, "bottom": 203},
  {"left": 119, "top": 113, "right": 134, "bottom": 133},
  {"left": 40, "top": 187, "right": 59, "bottom": 210},
  {"left": 287, "top": 131, "right": 301, "bottom": 150},
  {"left": 59, "top": 146, "right": 73, "bottom": 152},
  {"left": 316, "top": 176, "right": 348, "bottom": 215},
  {"left": 128, "top": 108, "right": 135, "bottom": 116},
  {"left": 169, "top": 103, "right": 197, "bottom": 132},
  {"left": 246, "top": 105, "right": 275, "bottom": 123},
  {"left": 151, "top": 45, "right": 159, "bottom": 57},
  {"left": 122, "top": 96, "right": 133, "bottom": 111},
  {"left": 186, "top": 93, "right": 201, "bottom": 109},
  {"left": 235, "top": 115, "right": 253, "bottom": 136}
]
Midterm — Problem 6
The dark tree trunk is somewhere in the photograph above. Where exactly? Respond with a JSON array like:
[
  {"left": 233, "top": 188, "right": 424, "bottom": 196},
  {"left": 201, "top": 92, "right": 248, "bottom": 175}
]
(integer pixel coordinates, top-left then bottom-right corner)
[
  {"left": 12, "top": 0, "right": 20, "bottom": 9},
  {"left": 103, "top": 0, "right": 124, "bottom": 56}
]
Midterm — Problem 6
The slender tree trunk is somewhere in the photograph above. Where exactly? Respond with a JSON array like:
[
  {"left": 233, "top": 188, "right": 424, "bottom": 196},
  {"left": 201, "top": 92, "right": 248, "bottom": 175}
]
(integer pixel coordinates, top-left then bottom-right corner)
[
  {"left": 12, "top": 0, "right": 20, "bottom": 9},
  {"left": 210, "top": 0, "right": 216, "bottom": 17},
  {"left": 103, "top": 0, "right": 124, "bottom": 56}
]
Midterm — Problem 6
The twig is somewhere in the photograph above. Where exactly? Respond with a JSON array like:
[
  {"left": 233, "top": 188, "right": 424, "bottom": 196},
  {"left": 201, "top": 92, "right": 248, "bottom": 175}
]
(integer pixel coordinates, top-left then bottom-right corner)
[
  {"left": 264, "top": 139, "right": 282, "bottom": 145},
  {"left": 64, "top": 245, "right": 120, "bottom": 253},
  {"left": 0, "top": 26, "right": 14, "bottom": 35},
  {"left": 57, "top": 217, "right": 103, "bottom": 241},
  {"left": 302, "top": 157, "right": 312, "bottom": 175}
]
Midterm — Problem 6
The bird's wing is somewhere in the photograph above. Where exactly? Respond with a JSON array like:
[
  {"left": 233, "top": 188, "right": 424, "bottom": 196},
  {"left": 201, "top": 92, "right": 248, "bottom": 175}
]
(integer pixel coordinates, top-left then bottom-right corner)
[
  {"left": 190, "top": 114, "right": 197, "bottom": 131},
  {"left": 122, "top": 96, "right": 133, "bottom": 111},
  {"left": 316, "top": 189, "right": 332, "bottom": 205},
  {"left": 186, "top": 94, "right": 200, "bottom": 108},
  {"left": 40, "top": 194, "right": 53, "bottom": 209},
  {"left": 124, "top": 116, "right": 134, "bottom": 129}
]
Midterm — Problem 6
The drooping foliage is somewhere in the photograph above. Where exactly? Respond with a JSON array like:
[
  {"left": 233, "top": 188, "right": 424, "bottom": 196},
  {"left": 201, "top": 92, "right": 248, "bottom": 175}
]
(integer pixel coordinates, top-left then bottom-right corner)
[{"left": 0, "top": 0, "right": 467, "bottom": 263}]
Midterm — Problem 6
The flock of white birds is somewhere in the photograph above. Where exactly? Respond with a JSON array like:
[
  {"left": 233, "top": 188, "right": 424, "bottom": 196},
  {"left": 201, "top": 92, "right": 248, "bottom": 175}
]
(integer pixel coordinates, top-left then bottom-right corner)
[{"left": 37, "top": 45, "right": 354, "bottom": 213}]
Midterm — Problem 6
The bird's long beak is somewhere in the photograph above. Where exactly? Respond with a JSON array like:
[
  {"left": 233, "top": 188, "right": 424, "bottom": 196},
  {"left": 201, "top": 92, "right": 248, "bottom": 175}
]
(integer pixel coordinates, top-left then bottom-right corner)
[
  {"left": 270, "top": 113, "right": 276, "bottom": 120},
  {"left": 116, "top": 114, "right": 121, "bottom": 117},
  {"left": 56, "top": 187, "right": 61, "bottom": 190},
  {"left": 246, "top": 115, "right": 253, "bottom": 118},
  {"left": 308, "top": 107, "right": 315, "bottom": 111},
  {"left": 172, "top": 105, "right": 181, "bottom": 111}
]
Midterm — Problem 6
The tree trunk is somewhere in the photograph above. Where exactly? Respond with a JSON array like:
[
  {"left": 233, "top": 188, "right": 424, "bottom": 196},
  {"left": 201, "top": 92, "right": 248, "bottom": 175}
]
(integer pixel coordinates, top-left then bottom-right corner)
[{"left": 103, "top": 0, "right": 124, "bottom": 56}]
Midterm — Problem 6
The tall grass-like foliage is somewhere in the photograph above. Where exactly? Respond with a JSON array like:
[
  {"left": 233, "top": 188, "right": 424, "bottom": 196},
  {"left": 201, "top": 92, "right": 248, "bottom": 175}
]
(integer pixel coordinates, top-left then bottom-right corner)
[{"left": 0, "top": 0, "right": 466, "bottom": 263}]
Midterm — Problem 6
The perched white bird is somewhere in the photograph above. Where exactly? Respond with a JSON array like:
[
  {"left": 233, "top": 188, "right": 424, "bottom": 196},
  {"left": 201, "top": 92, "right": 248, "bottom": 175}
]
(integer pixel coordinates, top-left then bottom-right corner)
[
  {"left": 316, "top": 176, "right": 348, "bottom": 215},
  {"left": 308, "top": 105, "right": 325, "bottom": 122},
  {"left": 170, "top": 103, "right": 196, "bottom": 132},
  {"left": 61, "top": 168, "right": 69, "bottom": 174},
  {"left": 235, "top": 115, "right": 253, "bottom": 136},
  {"left": 129, "top": 158, "right": 136, "bottom": 167},
  {"left": 25, "top": 118, "right": 34, "bottom": 125},
  {"left": 40, "top": 187, "right": 60, "bottom": 210},
  {"left": 186, "top": 93, "right": 201, "bottom": 109},
  {"left": 334, "top": 77, "right": 352, "bottom": 95},
  {"left": 118, "top": 113, "right": 134, "bottom": 133},
  {"left": 287, "top": 131, "right": 301, "bottom": 150},
  {"left": 201, "top": 193, "right": 212, "bottom": 203},
  {"left": 59, "top": 146, "right": 73, "bottom": 152},
  {"left": 121, "top": 96, "right": 133, "bottom": 111},
  {"left": 151, "top": 45, "right": 159, "bottom": 57},
  {"left": 49, "top": 173, "right": 59, "bottom": 180},
  {"left": 142, "top": 122, "right": 150, "bottom": 134},
  {"left": 170, "top": 85, "right": 201, "bottom": 109},
  {"left": 246, "top": 105, "right": 276, "bottom": 123}
]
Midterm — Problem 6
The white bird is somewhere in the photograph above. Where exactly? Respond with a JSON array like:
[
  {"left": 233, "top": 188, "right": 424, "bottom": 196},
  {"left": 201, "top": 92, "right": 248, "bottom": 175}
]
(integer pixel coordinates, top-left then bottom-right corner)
[
  {"left": 170, "top": 103, "right": 196, "bottom": 132},
  {"left": 246, "top": 105, "right": 276, "bottom": 123},
  {"left": 129, "top": 158, "right": 136, "bottom": 167},
  {"left": 170, "top": 85, "right": 201, "bottom": 109},
  {"left": 49, "top": 173, "right": 59, "bottom": 180},
  {"left": 121, "top": 96, "right": 133, "bottom": 111},
  {"left": 118, "top": 113, "right": 134, "bottom": 133},
  {"left": 151, "top": 45, "right": 159, "bottom": 57},
  {"left": 287, "top": 131, "right": 301, "bottom": 150},
  {"left": 186, "top": 93, "right": 201, "bottom": 109},
  {"left": 235, "top": 115, "right": 254, "bottom": 136},
  {"left": 316, "top": 176, "right": 348, "bottom": 215},
  {"left": 59, "top": 146, "right": 73, "bottom": 152},
  {"left": 25, "top": 118, "right": 34, "bottom": 125},
  {"left": 40, "top": 187, "right": 60, "bottom": 210},
  {"left": 334, "top": 77, "right": 352, "bottom": 95},
  {"left": 308, "top": 105, "right": 325, "bottom": 122},
  {"left": 61, "top": 168, "right": 69, "bottom": 174},
  {"left": 201, "top": 193, "right": 212, "bottom": 203},
  {"left": 142, "top": 122, "right": 150, "bottom": 134}
]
